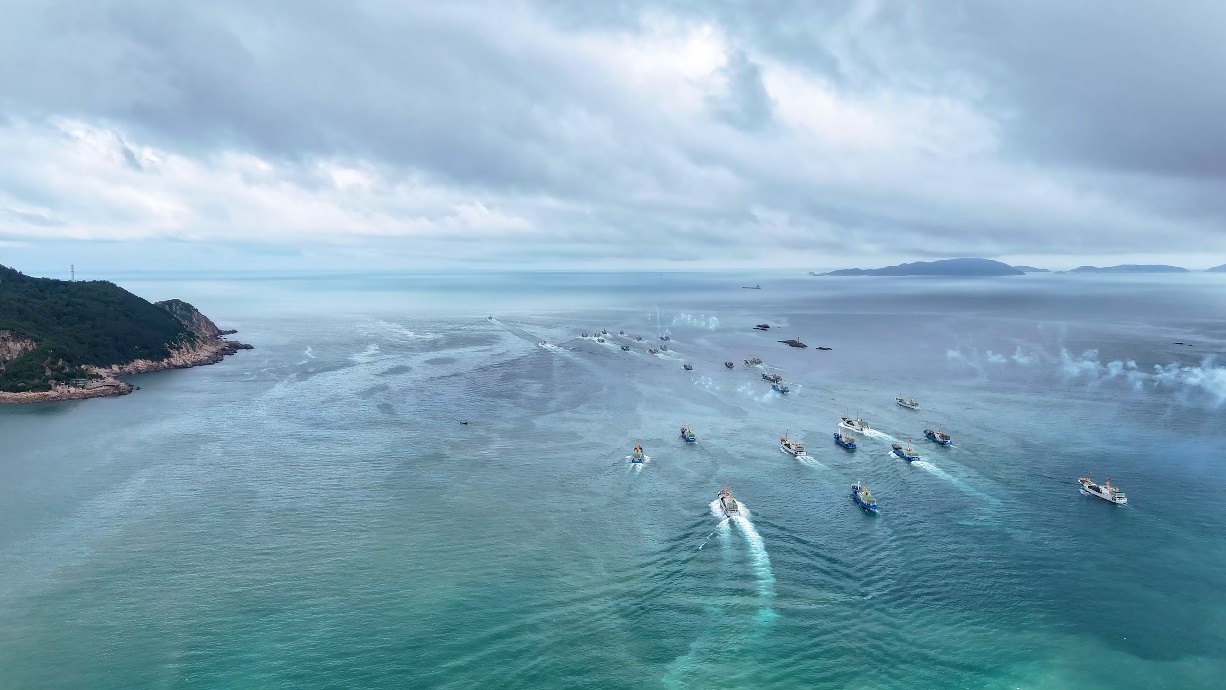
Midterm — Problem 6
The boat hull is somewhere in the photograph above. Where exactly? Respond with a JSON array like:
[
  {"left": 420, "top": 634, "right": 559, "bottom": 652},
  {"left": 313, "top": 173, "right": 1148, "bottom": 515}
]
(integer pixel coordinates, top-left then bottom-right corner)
[
  {"left": 839, "top": 422, "right": 868, "bottom": 434},
  {"left": 833, "top": 432, "right": 857, "bottom": 450},
  {"left": 924, "top": 431, "right": 952, "bottom": 446},
  {"left": 851, "top": 488, "right": 879, "bottom": 513},
  {"left": 681, "top": 436, "right": 697, "bottom": 444},
  {"left": 892, "top": 449, "right": 920, "bottom": 462}
]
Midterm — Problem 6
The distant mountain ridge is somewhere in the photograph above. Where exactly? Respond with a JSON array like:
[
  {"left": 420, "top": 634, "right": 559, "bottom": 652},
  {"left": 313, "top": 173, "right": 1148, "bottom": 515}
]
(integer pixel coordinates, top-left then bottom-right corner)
[
  {"left": 1012, "top": 265, "right": 1050, "bottom": 273},
  {"left": 818, "top": 258, "right": 1024, "bottom": 277},
  {"left": 1068, "top": 265, "right": 1189, "bottom": 274},
  {"left": 1206, "top": 264, "right": 1226, "bottom": 272}
]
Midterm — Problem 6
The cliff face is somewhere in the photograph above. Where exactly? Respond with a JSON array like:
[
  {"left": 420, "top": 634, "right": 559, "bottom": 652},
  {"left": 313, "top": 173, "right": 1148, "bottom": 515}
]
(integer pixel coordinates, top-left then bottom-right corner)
[
  {"left": 0, "top": 330, "right": 37, "bottom": 362},
  {"left": 155, "top": 299, "right": 222, "bottom": 339}
]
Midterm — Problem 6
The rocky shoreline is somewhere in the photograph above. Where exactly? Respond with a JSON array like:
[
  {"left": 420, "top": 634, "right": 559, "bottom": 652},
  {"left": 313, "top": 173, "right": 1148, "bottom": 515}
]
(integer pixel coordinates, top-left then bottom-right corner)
[{"left": 0, "top": 336, "right": 253, "bottom": 405}]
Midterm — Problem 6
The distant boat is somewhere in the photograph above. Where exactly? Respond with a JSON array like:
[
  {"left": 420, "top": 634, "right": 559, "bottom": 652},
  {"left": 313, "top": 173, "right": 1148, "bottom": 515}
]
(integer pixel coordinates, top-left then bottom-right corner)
[
  {"left": 1078, "top": 476, "right": 1127, "bottom": 505},
  {"left": 771, "top": 381, "right": 790, "bottom": 394},
  {"left": 896, "top": 396, "right": 919, "bottom": 409},
  {"left": 660, "top": 335, "right": 671, "bottom": 341},
  {"left": 724, "top": 361, "right": 735, "bottom": 369},
  {"left": 780, "top": 432, "right": 805, "bottom": 456},
  {"left": 891, "top": 442, "right": 920, "bottom": 462},
  {"left": 924, "top": 428, "right": 952, "bottom": 446},
  {"left": 744, "top": 357, "right": 763, "bottom": 367},
  {"left": 648, "top": 347, "right": 660, "bottom": 354},
  {"left": 683, "top": 363, "right": 693, "bottom": 371},
  {"left": 631, "top": 444, "right": 645, "bottom": 464},
  {"left": 636, "top": 336, "right": 643, "bottom": 342},
  {"left": 851, "top": 482, "right": 879, "bottom": 513},
  {"left": 717, "top": 487, "right": 741, "bottom": 517},
  {"left": 619, "top": 330, "right": 625, "bottom": 336},
  {"left": 680, "top": 425, "right": 697, "bottom": 443},
  {"left": 834, "top": 432, "right": 857, "bottom": 450},
  {"left": 839, "top": 416, "right": 871, "bottom": 434},
  {"left": 660, "top": 344, "right": 669, "bottom": 351},
  {"left": 742, "top": 285, "right": 761, "bottom": 289},
  {"left": 581, "top": 331, "right": 589, "bottom": 338},
  {"left": 621, "top": 344, "right": 631, "bottom": 351},
  {"left": 762, "top": 373, "right": 783, "bottom": 383},
  {"left": 753, "top": 323, "right": 770, "bottom": 331},
  {"left": 778, "top": 338, "right": 807, "bottom": 348}
]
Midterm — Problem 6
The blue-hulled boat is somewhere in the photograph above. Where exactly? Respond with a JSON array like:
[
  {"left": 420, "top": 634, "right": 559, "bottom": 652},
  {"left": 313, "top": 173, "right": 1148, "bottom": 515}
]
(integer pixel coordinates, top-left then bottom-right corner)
[
  {"left": 924, "top": 428, "right": 952, "bottom": 446},
  {"left": 680, "top": 425, "right": 697, "bottom": 443},
  {"left": 851, "top": 482, "right": 879, "bottom": 513},
  {"left": 772, "top": 382, "right": 790, "bottom": 394},
  {"left": 892, "top": 442, "right": 920, "bottom": 462},
  {"left": 631, "top": 444, "right": 645, "bottom": 463},
  {"left": 834, "top": 432, "right": 857, "bottom": 450}
]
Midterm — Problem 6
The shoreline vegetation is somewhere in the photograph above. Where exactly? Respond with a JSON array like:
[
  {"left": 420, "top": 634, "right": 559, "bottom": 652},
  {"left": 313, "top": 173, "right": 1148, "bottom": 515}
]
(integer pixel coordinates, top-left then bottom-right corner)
[{"left": 0, "top": 265, "right": 251, "bottom": 405}]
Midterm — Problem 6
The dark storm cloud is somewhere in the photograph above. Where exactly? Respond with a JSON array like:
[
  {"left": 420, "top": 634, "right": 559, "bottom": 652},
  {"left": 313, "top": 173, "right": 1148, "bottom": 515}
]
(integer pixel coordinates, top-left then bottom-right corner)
[{"left": 0, "top": 0, "right": 1223, "bottom": 266}]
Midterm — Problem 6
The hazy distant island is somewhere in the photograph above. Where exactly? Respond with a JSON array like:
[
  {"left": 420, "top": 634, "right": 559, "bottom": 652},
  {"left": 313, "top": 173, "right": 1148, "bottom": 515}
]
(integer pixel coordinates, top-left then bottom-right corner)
[
  {"left": 1012, "top": 265, "right": 1050, "bottom": 273},
  {"left": 1204, "top": 264, "right": 1226, "bottom": 272},
  {"left": 0, "top": 264, "right": 251, "bottom": 404},
  {"left": 816, "top": 258, "right": 1024, "bottom": 277},
  {"left": 1067, "top": 264, "right": 1189, "bottom": 274}
]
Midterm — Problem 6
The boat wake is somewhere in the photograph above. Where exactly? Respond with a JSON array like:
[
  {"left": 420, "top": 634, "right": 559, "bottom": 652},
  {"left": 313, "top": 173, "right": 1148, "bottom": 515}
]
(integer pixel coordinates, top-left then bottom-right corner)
[
  {"left": 730, "top": 512, "right": 777, "bottom": 620},
  {"left": 536, "top": 342, "right": 566, "bottom": 354},
  {"left": 349, "top": 343, "right": 381, "bottom": 363},
  {"left": 912, "top": 460, "right": 1002, "bottom": 505},
  {"left": 627, "top": 454, "right": 652, "bottom": 472}
]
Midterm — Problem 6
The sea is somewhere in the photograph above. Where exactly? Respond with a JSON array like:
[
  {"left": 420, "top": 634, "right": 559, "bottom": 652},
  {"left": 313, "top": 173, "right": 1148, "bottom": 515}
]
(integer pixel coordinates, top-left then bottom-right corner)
[{"left": 2, "top": 271, "right": 1224, "bottom": 689}]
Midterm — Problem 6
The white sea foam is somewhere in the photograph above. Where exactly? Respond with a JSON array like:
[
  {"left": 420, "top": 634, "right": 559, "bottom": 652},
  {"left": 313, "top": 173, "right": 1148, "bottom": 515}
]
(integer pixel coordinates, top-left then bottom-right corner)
[
  {"left": 349, "top": 343, "right": 381, "bottom": 363},
  {"left": 730, "top": 512, "right": 776, "bottom": 605},
  {"left": 912, "top": 460, "right": 1002, "bottom": 505},
  {"left": 304, "top": 346, "right": 315, "bottom": 359}
]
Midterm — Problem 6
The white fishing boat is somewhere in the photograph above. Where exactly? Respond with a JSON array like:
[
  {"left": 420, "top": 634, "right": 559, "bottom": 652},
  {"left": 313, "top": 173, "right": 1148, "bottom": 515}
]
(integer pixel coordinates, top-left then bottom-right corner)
[
  {"left": 1078, "top": 476, "right": 1127, "bottom": 505},
  {"left": 896, "top": 396, "right": 919, "bottom": 409},
  {"left": 839, "top": 416, "right": 871, "bottom": 434},
  {"left": 717, "top": 487, "right": 741, "bottom": 517},
  {"left": 779, "top": 432, "right": 805, "bottom": 457}
]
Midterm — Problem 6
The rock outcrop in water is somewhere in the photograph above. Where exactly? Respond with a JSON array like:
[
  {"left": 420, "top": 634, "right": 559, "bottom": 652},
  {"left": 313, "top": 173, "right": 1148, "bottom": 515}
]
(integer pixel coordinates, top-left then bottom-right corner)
[{"left": 0, "top": 264, "right": 251, "bottom": 404}]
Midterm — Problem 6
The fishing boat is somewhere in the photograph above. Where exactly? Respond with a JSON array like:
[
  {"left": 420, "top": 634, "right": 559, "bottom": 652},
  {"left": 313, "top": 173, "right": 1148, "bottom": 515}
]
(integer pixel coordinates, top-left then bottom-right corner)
[
  {"left": 896, "top": 396, "right": 919, "bottom": 409},
  {"left": 780, "top": 432, "right": 805, "bottom": 456},
  {"left": 636, "top": 336, "right": 643, "bottom": 342},
  {"left": 851, "top": 482, "right": 879, "bottom": 513},
  {"left": 648, "top": 347, "right": 660, "bottom": 354},
  {"left": 1078, "top": 476, "right": 1127, "bottom": 505},
  {"left": 660, "top": 335, "right": 671, "bottom": 341},
  {"left": 680, "top": 425, "right": 697, "bottom": 443},
  {"left": 744, "top": 357, "right": 763, "bottom": 367},
  {"left": 742, "top": 285, "right": 761, "bottom": 289},
  {"left": 683, "top": 363, "right": 693, "bottom": 371},
  {"left": 834, "top": 432, "right": 857, "bottom": 450},
  {"left": 621, "top": 344, "right": 631, "bottom": 351},
  {"left": 762, "top": 373, "right": 783, "bottom": 383},
  {"left": 581, "top": 331, "right": 590, "bottom": 338},
  {"left": 619, "top": 330, "right": 625, "bottom": 336},
  {"left": 839, "top": 416, "right": 871, "bottom": 434},
  {"left": 772, "top": 381, "right": 790, "bottom": 394},
  {"left": 601, "top": 329, "right": 608, "bottom": 335},
  {"left": 660, "top": 344, "right": 669, "bottom": 351},
  {"left": 631, "top": 444, "right": 645, "bottom": 463},
  {"left": 924, "top": 428, "right": 952, "bottom": 446},
  {"left": 891, "top": 442, "right": 920, "bottom": 462},
  {"left": 717, "top": 487, "right": 741, "bottom": 517},
  {"left": 724, "top": 361, "right": 735, "bottom": 369}
]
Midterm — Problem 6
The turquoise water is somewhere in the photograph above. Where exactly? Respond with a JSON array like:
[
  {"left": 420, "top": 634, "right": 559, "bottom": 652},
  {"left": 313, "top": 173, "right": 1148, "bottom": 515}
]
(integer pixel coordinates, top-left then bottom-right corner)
[{"left": 2, "top": 272, "right": 1225, "bottom": 688}]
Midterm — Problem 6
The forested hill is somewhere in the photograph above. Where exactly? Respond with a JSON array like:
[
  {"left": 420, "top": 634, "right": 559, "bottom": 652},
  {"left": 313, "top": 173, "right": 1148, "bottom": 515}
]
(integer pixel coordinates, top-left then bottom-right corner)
[{"left": 0, "top": 265, "right": 200, "bottom": 392}]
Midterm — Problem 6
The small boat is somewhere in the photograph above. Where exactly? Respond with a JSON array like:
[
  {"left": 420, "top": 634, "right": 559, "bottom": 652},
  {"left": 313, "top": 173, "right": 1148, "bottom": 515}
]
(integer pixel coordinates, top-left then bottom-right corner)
[
  {"left": 619, "top": 330, "right": 625, "bottom": 336},
  {"left": 660, "top": 335, "right": 671, "bottom": 341},
  {"left": 601, "top": 329, "right": 608, "bottom": 335},
  {"left": 683, "top": 363, "right": 693, "bottom": 371},
  {"left": 717, "top": 487, "right": 741, "bottom": 517},
  {"left": 724, "top": 361, "right": 735, "bottom": 369},
  {"left": 631, "top": 444, "right": 645, "bottom": 463},
  {"left": 834, "top": 432, "right": 857, "bottom": 450},
  {"left": 896, "top": 396, "right": 919, "bottom": 409},
  {"left": 891, "top": 442, "right": 920, "bottom": 462},
  {"left": 851, "top": 482, "right": 879, "bottom": 513},
  {"left": 778, "top": 338, "right": 807, "bottom": 348},
  {"left": 839, "top": 416, "right": 871, "bottom": 434},
  {"left": 596, "top": 337, "right": 605, "bottom": 343},
  {"left": 816, "top": 346, "right": 832, "bottom": 351},
  {"left": 924, "top": 428, "right": 952, "bottom": 446},
  {"left": 780, "top": 432, "right": 805, "bottom": 456},
  {"left": 762, "top": 373, "right": 782, "bottom": 383},
  {"left": 744, "top": 357, "right": 763, "bottom": 367},
  {"left": 621, "top": 344, "right": 631, "bottom": 351},
  {"left": 753, "top": 323, "right": 770, "bottom": 330},
  {"left": 648, "top": 347, "right": 660, "bottom": 354},
  {"left": 581, "top": 331, "right": 590, "bottom": 338},
  {"left": 772, "top": 382, "right": 790, "bottom": 394},
  {"left": 636, "top": 336, "right": 643, "bottom": 342},
  {"left": 680, "top": 425, "right": 697, "bottom": 443},
  {"left": 660, "top": 344, "right": 669, "bottom": 351},
  {"left": 1078, "top": 476, "right": 1127, "bottom": 505},
  {"left": 742, "top": 285, "right": 761, "bottom": 290}
]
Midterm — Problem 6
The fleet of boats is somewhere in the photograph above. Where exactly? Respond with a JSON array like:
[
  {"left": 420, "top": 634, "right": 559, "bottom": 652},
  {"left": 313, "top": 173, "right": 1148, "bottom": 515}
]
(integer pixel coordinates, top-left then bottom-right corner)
[{"left": 571, "top": 327, "right": 1129, "bottom": 512}]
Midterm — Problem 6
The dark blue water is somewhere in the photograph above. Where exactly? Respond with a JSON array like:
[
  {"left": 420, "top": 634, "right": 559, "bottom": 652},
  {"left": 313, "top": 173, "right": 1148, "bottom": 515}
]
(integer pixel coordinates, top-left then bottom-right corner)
[{"left": 2, "top": 272, "right": 1224, "bottom": 688}]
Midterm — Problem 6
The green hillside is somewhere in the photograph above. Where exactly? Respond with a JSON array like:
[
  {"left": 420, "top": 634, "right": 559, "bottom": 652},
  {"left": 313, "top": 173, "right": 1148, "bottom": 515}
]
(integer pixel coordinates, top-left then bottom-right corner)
[{"left": 0, "top": 265, "right": 196, "bottom": 392}]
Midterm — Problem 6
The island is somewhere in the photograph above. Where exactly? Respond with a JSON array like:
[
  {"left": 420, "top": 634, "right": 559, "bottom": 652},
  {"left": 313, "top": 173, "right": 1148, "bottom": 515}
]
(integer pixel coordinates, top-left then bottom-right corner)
[
  {"left": 0, "top": 264, "right": 251, "bottom": 404},
  {"left": 1012, "top": 265, "right": 1050, "bottom": 273},
  {"left": 1068, "top": 264, "right": 1189, "bottom": 273},
  {"left": 816, "top": 258, "right": 1024, "bottom": 277},
  {"left": 1207, "top": 264, "right": 1226, "bottom": 272}
]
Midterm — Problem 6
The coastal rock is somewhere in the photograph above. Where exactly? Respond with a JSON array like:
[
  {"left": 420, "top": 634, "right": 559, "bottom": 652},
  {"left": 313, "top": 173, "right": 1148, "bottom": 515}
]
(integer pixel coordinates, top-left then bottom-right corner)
[
  {"left": 0, "top": 378, "right": 133, "bottom": 404},
  {"left": 155, "top": 298, "right": 223, "bottom": 339},
  {"left": 0, "top": 330, "right": 38, "bottom": 362}
]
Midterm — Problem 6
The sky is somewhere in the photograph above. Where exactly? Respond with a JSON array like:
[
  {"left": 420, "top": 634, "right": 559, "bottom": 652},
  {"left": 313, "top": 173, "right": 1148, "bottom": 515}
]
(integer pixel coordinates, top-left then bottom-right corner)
[{"left": 2, "top": 0, "right": 1225, "bottom": 274}]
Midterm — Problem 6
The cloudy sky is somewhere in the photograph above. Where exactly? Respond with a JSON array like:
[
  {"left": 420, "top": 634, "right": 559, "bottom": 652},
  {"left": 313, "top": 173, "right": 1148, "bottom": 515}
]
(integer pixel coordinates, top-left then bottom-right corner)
[{"left": 2, "top": 0, "right": 1224, "bottom": 273}]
